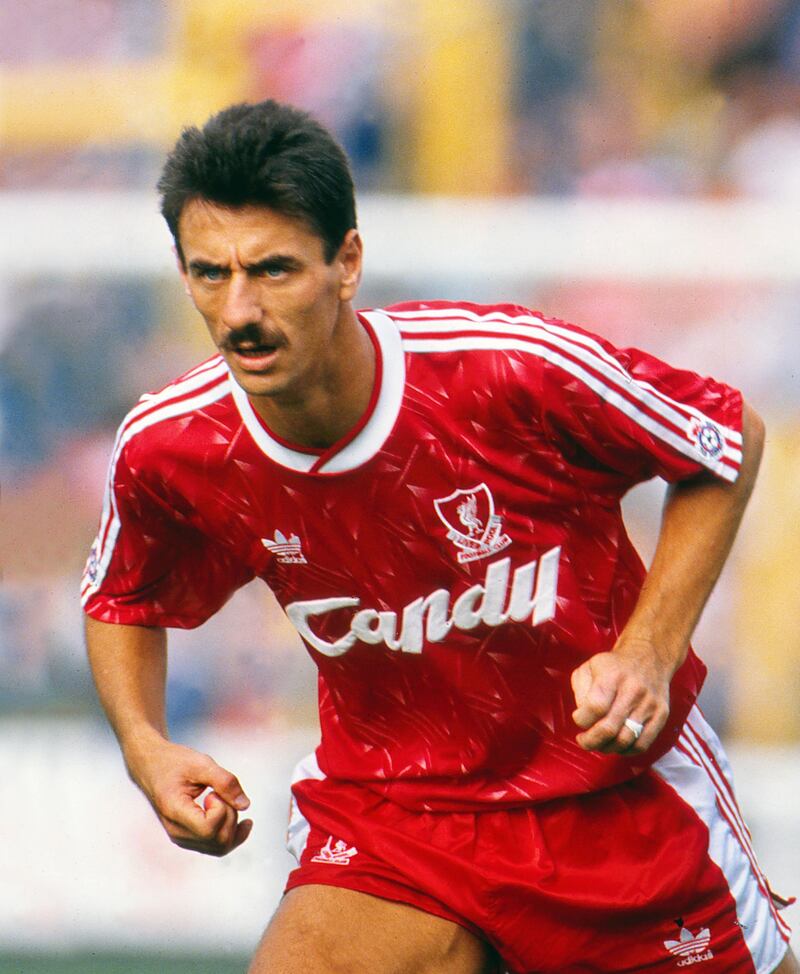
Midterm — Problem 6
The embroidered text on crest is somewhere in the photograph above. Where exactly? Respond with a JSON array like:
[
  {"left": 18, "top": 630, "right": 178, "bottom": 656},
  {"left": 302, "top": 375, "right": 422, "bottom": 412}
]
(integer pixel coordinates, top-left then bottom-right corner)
[{"left": 434, "top": 483, "right": 512, "bottom": 563}]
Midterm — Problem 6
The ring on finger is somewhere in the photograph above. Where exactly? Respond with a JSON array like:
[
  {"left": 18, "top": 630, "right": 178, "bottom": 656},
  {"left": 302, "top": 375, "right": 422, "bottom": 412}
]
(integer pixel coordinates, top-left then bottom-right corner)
[{"left": 623, "top": 717, "right": 645, "bottom": 741}]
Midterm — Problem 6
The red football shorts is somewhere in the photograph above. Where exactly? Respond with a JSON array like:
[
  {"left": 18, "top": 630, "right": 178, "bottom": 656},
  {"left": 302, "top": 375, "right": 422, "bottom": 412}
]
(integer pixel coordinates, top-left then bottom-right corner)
[{"left": 284, "top": 708, "right": 792, "bottom": 973}]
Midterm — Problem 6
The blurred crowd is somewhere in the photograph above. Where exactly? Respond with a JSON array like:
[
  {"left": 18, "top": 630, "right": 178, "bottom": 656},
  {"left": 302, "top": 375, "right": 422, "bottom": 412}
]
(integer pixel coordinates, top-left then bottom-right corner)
[
  {"left": 3, "top": 0, "right": 800, "bottom": 196},
  {"left": 2, "top": 0, "right": 799, "bottom": 739}
]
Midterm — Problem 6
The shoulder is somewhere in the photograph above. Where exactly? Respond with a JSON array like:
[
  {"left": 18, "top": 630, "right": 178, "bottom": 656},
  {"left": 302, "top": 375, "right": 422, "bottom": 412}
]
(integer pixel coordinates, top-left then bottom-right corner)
[
  {"left": 380, "top": 299, "right": 543, "bottom": 327},
  {"left": 380, "top": 301, "right": 641, "bottom": 379},
  {"left": 114, "top": 354, "right": 234, "bottom": 465},
  {"left": 376, "top": 299, "right": 592, "bottom": 346},
  {"left": 373, "top": 300, "right": 611, "bottom": 376},
  {"left": 138, "top": 353, "right": 230, "bottom": 403}
]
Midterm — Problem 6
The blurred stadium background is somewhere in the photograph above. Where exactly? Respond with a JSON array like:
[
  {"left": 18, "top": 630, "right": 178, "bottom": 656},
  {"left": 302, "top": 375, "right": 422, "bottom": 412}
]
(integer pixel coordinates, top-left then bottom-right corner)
[{"left": 1, "top": 0, "right": 799, "bottom": 970}]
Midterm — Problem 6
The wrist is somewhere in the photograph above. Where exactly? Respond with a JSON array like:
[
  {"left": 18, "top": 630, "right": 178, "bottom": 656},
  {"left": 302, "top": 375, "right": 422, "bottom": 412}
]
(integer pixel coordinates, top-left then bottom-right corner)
[
  {"left": 613, "top": 630, "right": 688, "bottom": 680},
  {"left": 119, "top": 723, "right": 170, "bottom": 777}
]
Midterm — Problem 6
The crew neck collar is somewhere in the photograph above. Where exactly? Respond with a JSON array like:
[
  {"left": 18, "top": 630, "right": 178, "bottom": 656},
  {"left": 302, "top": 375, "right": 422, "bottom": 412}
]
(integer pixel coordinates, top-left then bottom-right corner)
[{"left": 228, "top": 310, "right": 405, "bottom": 475}]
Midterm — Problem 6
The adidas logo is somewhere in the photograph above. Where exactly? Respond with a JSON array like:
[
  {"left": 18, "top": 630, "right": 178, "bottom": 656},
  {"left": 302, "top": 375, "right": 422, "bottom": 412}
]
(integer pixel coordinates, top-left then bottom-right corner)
[
  {"left": 261, "top": 529, "right": 307, "bottom": 564},
  {"left": 310, "top": 835, "right": 358, "bottom": 866},
  {"left": 664, "top": 924, "right": 714, "bottom": 967}
]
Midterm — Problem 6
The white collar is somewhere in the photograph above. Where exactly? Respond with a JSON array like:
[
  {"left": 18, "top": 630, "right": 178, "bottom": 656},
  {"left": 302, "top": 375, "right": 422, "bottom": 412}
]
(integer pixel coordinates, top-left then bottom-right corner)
[{"left": 229, "top": 309, "right": 405, "bottom": 475}]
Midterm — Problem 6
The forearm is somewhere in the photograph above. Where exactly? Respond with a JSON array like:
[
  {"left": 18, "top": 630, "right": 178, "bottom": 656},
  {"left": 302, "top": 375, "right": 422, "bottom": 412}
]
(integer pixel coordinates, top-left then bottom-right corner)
[
  {"left": 619, "top": 400, "right": 765, "bottom": 673},
  {"left": 572, "top": 401, "right": 765, "bottom": 753},
  {"left": 85, "top": 615, "right": 252, "bottom": 855},
  {"left": 84, "top": 616, "right": 170, "bottom": 767}
]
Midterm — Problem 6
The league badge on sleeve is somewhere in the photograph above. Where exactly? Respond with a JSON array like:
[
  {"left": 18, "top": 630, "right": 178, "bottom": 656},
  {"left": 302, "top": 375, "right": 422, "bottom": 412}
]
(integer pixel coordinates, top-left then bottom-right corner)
[
  {"left": 434, "top": 484, "right": 512, "bottom": 564},
  {"left": 84, "top": 540, "right": 100, "bottom": 585},
  {"left": 688, "top": 417, "right": 725, "bottom": 461}
]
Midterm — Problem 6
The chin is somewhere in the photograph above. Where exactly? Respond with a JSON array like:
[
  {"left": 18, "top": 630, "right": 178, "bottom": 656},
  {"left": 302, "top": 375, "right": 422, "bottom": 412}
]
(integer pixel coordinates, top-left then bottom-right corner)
[{"left": 233, "top": 373, "right": 280, "bottom": 398}]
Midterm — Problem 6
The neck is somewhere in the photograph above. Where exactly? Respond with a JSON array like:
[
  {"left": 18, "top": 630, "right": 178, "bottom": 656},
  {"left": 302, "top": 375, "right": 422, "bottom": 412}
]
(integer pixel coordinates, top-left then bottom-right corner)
[{"left": 248, "top": 307, "right": 376, "bottom": 450}]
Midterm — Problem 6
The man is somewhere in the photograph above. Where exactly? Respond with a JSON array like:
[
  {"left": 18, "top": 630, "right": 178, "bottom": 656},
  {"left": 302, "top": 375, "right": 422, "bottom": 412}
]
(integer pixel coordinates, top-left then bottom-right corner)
[{"left": 83, "top": 100, "right": 795, "bottom": 973}]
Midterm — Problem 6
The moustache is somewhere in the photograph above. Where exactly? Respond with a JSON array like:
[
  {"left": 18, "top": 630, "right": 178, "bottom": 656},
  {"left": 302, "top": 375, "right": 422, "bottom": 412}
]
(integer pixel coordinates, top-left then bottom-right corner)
[{"left": 221, "top": 324, "right": 287, "bottom": 353}]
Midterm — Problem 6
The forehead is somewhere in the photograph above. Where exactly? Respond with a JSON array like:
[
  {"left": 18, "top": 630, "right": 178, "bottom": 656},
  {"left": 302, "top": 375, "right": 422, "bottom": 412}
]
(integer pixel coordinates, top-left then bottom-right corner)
[{"left": 177, "top": 199, "right": 325, "bottom": 260}]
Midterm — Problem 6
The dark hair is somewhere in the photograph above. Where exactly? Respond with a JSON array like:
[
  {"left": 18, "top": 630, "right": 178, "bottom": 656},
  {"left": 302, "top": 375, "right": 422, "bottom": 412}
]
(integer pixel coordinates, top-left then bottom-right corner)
[{"left": 158, "top": 100, "right": 357, "bottom": 263}]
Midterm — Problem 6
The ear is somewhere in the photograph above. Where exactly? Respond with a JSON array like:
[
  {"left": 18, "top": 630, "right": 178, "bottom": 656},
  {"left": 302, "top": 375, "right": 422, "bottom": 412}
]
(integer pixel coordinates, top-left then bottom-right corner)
[
  {"left": 337, "top": 229, "right": 363, "bottom": 302},
  {"left": 173, "top": 245, "right": 192, "bottom": 297}
]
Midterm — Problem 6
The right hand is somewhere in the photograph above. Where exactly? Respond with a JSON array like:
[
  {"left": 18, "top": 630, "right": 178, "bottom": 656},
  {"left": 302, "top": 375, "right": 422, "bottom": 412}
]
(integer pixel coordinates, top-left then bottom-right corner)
[{"left": 125, "top": 734, "right": 253, "bottom": 857}]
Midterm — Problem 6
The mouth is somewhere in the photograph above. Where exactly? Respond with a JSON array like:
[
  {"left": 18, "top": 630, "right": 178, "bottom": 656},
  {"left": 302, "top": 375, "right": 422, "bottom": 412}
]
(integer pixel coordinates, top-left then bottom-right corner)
[{"left": 227, "top": 340, "right": 283, "bottom": 372}]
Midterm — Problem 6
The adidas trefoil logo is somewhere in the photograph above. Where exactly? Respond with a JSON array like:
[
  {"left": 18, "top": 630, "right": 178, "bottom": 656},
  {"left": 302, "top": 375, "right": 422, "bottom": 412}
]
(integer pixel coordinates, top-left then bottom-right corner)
[
  {"left": 261, "top": 529, "right": 307, "bottom": 564},
  {"left": 664, "top": 923, "right": 714, "bottom": 967},
  {"left": 310, "top": 835, "right": 358, "bottom": 866}
]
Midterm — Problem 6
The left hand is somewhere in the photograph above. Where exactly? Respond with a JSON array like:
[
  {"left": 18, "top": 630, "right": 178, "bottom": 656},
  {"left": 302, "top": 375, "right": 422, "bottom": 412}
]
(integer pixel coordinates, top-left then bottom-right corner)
[{"left": 570, "top": 641, "right": 673, "bottom": 755}]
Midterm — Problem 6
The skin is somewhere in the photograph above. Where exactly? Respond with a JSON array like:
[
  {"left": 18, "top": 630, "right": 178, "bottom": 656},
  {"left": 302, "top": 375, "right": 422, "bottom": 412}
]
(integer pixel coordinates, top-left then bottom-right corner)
[
  {"left": 176, "top": 199, "right": 374, "bottom": 448},
  {"left": 85, "top": 619, "right": 252, "bottom": 857},
  {"left": 572, "top": 400, "right": 765, "bottom": 755},
  {"left": 247, "top": 887, "right": 500, "bottom": 974},
  {"left": 85, "top": 201, "right": 797, "bottom": 974}
]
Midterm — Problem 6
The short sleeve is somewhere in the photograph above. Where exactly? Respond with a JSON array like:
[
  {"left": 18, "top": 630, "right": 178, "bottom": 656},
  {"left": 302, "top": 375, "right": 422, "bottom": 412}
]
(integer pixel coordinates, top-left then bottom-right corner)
[
  {"left": 536, "top": 319, "right": 743, "bottom": 486},
  {"left": 81, "top": 439, "right": 254, "bottom": 628}
]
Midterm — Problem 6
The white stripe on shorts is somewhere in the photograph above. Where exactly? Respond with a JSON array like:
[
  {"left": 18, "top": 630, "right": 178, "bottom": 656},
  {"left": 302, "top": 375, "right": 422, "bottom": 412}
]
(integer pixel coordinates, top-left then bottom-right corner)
[
  {"left": 653, "top": 707, "right": 790, "bottom": 974},
  {"left": 285, "top": 752, "right": 325, "bottom": 864}
]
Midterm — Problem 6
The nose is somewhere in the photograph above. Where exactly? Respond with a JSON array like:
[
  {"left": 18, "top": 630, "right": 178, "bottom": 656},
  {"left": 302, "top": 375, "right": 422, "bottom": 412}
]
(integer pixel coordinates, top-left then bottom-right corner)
[{"left": 221, "top": 272, "right": 262, "bottom": 330}]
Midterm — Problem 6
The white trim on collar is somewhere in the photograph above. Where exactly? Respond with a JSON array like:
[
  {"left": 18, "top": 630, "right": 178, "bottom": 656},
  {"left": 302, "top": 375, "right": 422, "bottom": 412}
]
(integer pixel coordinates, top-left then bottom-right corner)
[
  {"left": 229, "top": 309, "right": 405, "bottom": 475},
  {"left": 318, "top": 310, "right": 405, "bottom": 473},
  {"left": 229, "top": 376, "right": 317, "bottom": 471}
]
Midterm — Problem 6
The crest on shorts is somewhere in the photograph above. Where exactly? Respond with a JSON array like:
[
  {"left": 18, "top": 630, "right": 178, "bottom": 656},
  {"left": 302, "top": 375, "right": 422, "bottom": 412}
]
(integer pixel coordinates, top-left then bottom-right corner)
[
  {"left": 663, "top": 923, "right": 714, "bottom": 966},
  {"left": 434, "top": 483, "right": 512, "bottom": 564},
  {"left": 310, "top": 835, "right": 358, "bottom": 865}
]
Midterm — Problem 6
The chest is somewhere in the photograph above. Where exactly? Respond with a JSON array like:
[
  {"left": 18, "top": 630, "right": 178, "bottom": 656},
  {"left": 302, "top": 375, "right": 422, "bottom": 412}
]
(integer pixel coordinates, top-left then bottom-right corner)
[{"left": 189, "top": 414, "right": 561, "bottom": 606}]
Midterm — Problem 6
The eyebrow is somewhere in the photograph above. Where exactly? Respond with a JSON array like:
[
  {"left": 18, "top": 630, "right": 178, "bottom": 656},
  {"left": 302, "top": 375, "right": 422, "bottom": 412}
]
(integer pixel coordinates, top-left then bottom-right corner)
[
  {"left": 246, "top": 255, "right": 303, "bottom": 272},
  {"left": 187, "top": 259, "right": 228, "bottom": 277},
  {"left": 187, "top": 255, "right": 303, "bottom": 274}
]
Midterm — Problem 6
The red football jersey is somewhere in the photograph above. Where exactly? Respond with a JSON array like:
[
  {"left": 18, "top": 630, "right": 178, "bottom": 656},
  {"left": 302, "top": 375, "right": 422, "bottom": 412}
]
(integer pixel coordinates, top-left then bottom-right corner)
[{"left": 82, "top": 301, "right": 743, "bottom": 809}]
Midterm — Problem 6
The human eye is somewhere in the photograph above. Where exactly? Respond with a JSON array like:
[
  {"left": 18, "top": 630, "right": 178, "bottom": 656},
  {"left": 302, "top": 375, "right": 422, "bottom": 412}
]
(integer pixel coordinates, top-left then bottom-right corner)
[
  {"left": 190, "top": 263, "right": 227, "bottom": 283},
  {"left": 201, "top": 266, "right": 226, "bottom": 282},
  {"left": 252, "top": 258, "right": 295, "bottom": 280},
  {"left": 259, "top": 263, "right": 287, "bottom": 279}
]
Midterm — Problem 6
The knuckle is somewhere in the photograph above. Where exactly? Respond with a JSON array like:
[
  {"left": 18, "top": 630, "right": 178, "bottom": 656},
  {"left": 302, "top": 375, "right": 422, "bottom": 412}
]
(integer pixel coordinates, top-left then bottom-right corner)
[
  {"left": 651, "top": 704, "right": 668, "bottom": 725},
  {"left": 597, "top": 720, "right": 620, "bottom": 739},
  {"left": 593, "top": 674, "right": 617, "bottom": 694},
  {"left": 585, "top": 699, "right": 608, "bottom": 719},
  {"left": 624, "top": 678, "right": 647, "bottom": 698},
  {"left": 158, "top": 797, "right": 181, "bottom": 821},
  {"left": 196, "top": 818, "right": 219, "bottom": 840},
  {"left": 193, "top": 752, "right": 215, "bottom": 775},
  {"left": 197, "top": 752, "right": 217, "bottom": 773}
]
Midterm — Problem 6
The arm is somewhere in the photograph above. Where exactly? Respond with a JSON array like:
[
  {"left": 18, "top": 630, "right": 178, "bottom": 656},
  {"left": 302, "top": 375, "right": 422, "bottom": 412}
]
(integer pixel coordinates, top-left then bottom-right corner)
[
  {"left": 85, "top": 616, "right": 252, "bottom": 855},
  {"left": 571, "top": 399, "right": 765, "bottom": 754}
]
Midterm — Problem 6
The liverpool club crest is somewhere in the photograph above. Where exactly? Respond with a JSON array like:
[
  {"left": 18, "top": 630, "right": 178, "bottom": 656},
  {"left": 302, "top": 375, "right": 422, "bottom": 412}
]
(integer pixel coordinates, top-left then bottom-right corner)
[{"left": 434, "top": 484, "right": 512, "bottom": 564}]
